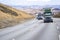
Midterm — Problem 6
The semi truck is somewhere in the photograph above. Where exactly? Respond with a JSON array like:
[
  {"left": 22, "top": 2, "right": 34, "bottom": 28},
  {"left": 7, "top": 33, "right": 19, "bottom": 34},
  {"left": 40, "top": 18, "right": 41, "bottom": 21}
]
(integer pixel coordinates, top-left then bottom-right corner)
[{"left": 43, "top": 8, "right": 53, "bottom": 23}]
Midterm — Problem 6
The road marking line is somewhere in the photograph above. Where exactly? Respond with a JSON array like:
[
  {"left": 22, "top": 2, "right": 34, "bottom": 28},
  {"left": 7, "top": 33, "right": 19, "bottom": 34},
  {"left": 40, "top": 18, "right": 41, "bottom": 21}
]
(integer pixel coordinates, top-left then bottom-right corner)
[{"left": 12, "top": 38, "right": 15, "bottom": 40}]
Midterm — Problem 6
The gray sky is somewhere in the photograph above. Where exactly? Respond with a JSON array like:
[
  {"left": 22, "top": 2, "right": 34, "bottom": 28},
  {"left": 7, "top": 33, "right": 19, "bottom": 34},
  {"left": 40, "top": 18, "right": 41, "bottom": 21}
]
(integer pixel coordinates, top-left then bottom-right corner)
[{"left": 0, "top": 0, "right": 60, "bottom": 6}]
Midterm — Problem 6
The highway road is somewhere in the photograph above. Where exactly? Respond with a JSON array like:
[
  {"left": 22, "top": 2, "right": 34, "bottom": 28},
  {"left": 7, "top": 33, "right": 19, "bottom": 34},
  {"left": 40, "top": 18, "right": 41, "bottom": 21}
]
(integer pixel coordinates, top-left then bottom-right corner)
[{"left": 0, "top": 18, "right": 60, "bottom": 40}]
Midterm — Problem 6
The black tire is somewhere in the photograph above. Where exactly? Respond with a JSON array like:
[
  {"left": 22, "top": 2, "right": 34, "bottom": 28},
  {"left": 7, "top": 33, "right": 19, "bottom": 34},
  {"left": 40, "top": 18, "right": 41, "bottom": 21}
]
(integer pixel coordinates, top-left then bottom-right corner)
[
  {"left": 44, "top": 21, "right": 48, "bottom": 23},
  {"left": 38, "top": 19, "right": 40, "bottom": 20},
  {"left": 51, "top": 21, "right": 53, "bottom": 22}
]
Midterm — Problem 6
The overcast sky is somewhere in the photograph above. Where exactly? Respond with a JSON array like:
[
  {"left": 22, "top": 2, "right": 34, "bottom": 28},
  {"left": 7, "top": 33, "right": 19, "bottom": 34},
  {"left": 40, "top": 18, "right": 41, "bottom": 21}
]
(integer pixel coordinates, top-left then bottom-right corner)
[{"left": 0, "top": 0, "right": 60, "bottom": 6}]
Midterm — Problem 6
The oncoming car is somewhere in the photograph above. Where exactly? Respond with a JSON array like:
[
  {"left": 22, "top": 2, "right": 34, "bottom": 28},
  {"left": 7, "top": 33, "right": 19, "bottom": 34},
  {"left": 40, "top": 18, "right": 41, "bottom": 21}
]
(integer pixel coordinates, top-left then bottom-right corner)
[{"left": 36, "top": 13, "right": 43, "bottom": 20}]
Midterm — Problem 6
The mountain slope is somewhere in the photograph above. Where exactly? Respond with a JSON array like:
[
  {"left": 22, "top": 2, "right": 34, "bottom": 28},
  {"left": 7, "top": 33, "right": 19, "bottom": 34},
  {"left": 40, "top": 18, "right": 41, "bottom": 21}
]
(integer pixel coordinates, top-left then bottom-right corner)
[
  {"left": 0, "top": 3, "right": 34, "bottom": 29},
  {"left": 54, "top": 12, "right": 60, "bottom": 18}
]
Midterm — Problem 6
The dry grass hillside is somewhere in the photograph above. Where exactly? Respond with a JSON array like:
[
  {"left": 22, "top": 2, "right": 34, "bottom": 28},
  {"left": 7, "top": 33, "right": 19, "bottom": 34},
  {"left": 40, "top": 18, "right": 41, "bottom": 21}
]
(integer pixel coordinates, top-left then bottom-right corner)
[
  {"left": 0, "top": 3, "right": 34, "bottom": 29},
  {"left": 54, "top": 12, "right": 60, "bottom": 18}
]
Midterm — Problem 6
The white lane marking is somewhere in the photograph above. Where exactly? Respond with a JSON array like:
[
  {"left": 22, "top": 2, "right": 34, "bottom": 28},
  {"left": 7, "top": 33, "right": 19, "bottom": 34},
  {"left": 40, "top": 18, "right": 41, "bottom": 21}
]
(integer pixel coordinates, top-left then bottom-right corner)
[
  {"left": 12, "top": 38, "right": 15, "bottom": 40},
  {"left": 57, "top": 27, "right": 59, "bottom": 30},
  {"left": 59, "top": 35, "right": 60, "bottom": 40}
]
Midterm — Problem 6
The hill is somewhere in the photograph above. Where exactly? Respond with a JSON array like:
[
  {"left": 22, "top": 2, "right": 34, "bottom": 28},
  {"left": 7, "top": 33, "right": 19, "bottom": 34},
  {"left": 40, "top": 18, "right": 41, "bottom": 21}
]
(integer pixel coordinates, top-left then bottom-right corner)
[
  {"left": 0, "top": 3, "right": 34, "bottom": 29},
  {"left": 54, "top": 12, "right": 60, "bottom": 18}
]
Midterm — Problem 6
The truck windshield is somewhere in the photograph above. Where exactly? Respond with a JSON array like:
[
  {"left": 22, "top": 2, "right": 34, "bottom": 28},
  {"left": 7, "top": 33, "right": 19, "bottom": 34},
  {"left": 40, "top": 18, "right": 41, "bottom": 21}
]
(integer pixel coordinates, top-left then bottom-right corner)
[{"left": 45, "top": 13, "right": 51, "bottom": 16}]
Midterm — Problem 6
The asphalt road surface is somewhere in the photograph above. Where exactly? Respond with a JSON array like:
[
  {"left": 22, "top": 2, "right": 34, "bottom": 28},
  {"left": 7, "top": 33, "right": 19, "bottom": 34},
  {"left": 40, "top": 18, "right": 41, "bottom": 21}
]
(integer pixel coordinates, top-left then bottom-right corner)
[{"left": 0, "top": 18, "right": 60, "bottom": 40}]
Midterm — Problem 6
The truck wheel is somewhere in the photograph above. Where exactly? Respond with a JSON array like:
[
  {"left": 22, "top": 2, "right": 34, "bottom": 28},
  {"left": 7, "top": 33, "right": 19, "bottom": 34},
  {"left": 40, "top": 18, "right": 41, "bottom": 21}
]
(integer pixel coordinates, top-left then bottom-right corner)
[
  {"left": 44, "top": 21, "right": 47, "bottom": 23},
  {"left": 51, "top": 21, "right": 53, "bottom": 22}
]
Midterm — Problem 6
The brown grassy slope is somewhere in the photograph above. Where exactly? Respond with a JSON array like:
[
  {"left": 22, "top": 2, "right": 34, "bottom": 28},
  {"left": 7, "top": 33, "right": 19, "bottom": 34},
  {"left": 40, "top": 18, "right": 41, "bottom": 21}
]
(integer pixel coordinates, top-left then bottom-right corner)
[
  {"left": 54, "top": 12, "right": 60, "bottom": 18},
  {"left": 0, "top": 3, "right": 34, "bottom": 29}
]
